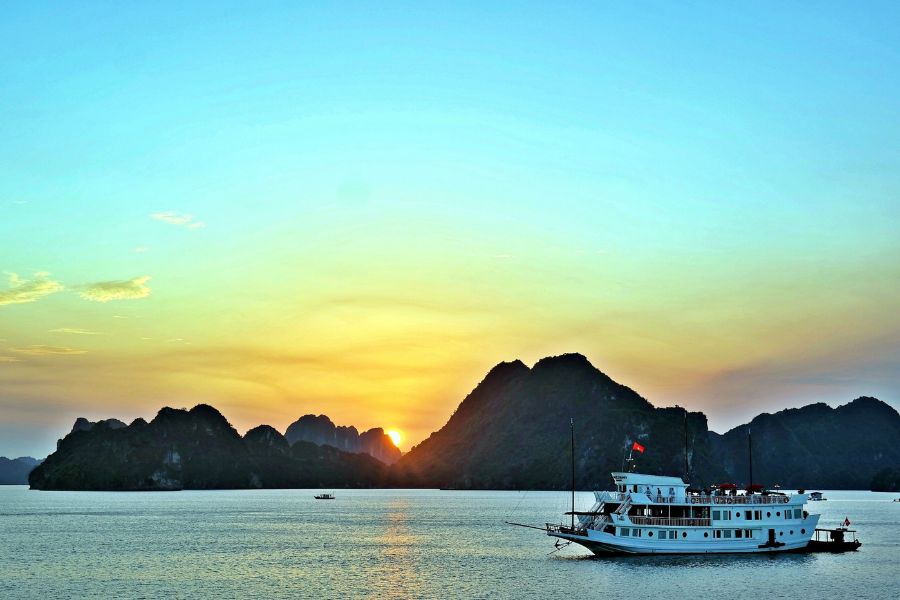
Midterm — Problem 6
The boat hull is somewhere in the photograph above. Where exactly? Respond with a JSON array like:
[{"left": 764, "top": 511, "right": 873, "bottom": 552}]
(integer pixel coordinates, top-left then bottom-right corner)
[{"left": 549, "top": 523, "right": 818, "bottom": 555}]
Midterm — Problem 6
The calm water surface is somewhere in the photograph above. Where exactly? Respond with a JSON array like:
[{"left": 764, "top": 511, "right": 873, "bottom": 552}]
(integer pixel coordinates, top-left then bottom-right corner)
[{"left": 0, "top": 487, "right": 897, "bottom": 599}]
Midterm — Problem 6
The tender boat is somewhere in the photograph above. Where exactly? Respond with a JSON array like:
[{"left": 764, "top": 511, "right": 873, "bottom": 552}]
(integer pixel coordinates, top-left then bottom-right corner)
[
  {"left": 803, "top": 527, "right": 860, "bottom": 552},
  {"left": 546, "top": 471, "right": 821, "bottom": 554},
  {"left": 314, "top": 493, "right": 335, "bottom": 500},
  {"left": 808, "top": 491, "right": 827, "bottom": 501}
]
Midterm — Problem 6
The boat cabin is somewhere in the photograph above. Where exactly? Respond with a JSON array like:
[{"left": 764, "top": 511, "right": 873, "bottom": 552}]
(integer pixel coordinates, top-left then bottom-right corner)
[{"left": 612, "top": 472, "right": 688, "bottom": 503}]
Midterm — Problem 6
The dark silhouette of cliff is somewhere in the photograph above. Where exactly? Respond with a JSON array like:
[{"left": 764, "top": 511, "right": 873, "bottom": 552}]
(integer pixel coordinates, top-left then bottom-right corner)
[
  {"left": 709, "top": 396, "right": 900, "bottom": 489},
  {"left": 390, "top": 354, "right": 726, "bottom": 490},
  {"left": 29, "top": 405, "right": 387, "bottom": 490}
]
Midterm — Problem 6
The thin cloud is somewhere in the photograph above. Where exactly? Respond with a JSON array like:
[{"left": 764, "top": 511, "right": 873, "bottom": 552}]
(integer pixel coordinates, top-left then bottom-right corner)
[
  {"left": 80, "top": 276, "right": 151, "bottom": 303},
  {"left": 49, "top": 328, "right": 101, "bottom": 335},
  {"left": 151, "top": 211, "right": 205, "bottom": 229},
  {"left": 133, "top": 246, "right": 150, "bottom": 253},
  {"left": 0, "top": 356, "right": 21, "bottom": 363},
  {"left": 10, "top": 345, "right": 87, "bottom": 356},
  {"left": 0, "top": 272, "right": 64, "bottom": 306}
]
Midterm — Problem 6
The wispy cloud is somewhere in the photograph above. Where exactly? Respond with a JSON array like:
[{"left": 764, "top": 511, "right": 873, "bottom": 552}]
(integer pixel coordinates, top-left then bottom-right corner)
[
  {"left": 49, "top": 328, "right": 101, "bottom": 335},
  {"left": 0, "top": 272, "right": 64, "bottom": 307},
  {"left": 80, "top": 276, "right": 151, "bottom": 303},
  {"left": 133, "top": 246, "right": 150, "bottom": 253},
  {"left": 0, "top": 356, "right": 21, "bottom": 363},
  {"left": 10, "top": 345, "right": 87, "bottom": 356},
  {"left": 151, "top": 211, "right": 205, "bottom": 229}
]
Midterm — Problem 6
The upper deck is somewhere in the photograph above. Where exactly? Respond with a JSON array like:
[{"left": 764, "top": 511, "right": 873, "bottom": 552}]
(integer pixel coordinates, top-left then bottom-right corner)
[{"left": 605, "top": 472, "right": 802, "bottom": 507}]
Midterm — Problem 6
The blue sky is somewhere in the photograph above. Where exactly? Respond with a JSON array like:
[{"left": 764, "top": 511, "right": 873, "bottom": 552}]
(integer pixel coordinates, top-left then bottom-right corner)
[{"left": 1, "top": 2, "right": 899, "bottom": 457}]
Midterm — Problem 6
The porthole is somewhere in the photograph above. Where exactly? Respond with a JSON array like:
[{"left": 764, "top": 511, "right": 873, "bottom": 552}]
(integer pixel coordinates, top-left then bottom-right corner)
[
  {"left": 704, "top": 532, "right": 709, "bottom": 538},
  {"left": 779, "top": 531, "right": 784, "bottom": 536},
  {"left": 682, "top": 532, "right": 687, "bottom": 538},
  {"left": 776, "top": 511, "right": 781, "bottom": 516},
  {"left": 648, "top": 532, "right": 653, "bottom": 537},
  {"left": 790, "top": 530, "right": 794, "bottom": 535},
  {"left": 736, "top": 513, "right": 741, "bottom": 519},
  {"left": 801, "top": 529, "right": 806, "bottom": 534},
  {"left": 766, "top": 512, "right": 771, "bottom": 517}
]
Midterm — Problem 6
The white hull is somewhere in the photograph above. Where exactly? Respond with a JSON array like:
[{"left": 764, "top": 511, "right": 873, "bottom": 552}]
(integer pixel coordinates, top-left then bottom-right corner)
[{"left": 551, "top": 517, "right": 819, "bottom": 555}]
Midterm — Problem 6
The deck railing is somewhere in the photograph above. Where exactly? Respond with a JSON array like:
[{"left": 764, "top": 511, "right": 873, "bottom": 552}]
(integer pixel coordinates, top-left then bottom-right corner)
[{"left": 628, "top": 516, "right": 711, "bottom": 527}]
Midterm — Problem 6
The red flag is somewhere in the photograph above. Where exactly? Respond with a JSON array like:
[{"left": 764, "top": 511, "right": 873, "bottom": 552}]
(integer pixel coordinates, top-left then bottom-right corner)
[
  {"left": 843, "top": 517, "right": 851, "bottom": 527},
  {"left": 632, "top": 441, "right": 645, "bottom": 454}
]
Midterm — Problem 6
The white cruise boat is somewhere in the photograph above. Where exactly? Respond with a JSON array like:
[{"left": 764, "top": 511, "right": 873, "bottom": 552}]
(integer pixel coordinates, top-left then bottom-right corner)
[{"left": 547, "top": 471, "right": 820, "bottom": 554}]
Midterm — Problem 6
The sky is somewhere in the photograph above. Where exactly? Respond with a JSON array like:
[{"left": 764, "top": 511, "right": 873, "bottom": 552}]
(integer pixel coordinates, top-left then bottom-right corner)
[{"left": 2, "top": 1, "right": 899, "bottom": 458}]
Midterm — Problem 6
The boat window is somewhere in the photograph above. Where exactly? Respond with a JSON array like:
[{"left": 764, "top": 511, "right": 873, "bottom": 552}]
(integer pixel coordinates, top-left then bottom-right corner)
[
  {"left": 723, "top": 511, "right": 731, "bottom": 521},
  {"left": 745, "top": 511, "right": 752, "bottom": 519},
  {"left": 794, "top": 509, "right": 802, "bottom": 519},
  {"left": 801, "top": 529, "right": 805, "bottom": 534},
  {"left": 754, "top": 510, "right": 761, "bottom": 520},
  {"left": 713, "top": 510, "right": 721, "bottom": 520},
  {"left": 682, "top": 532, "right": 687, "bottom": 538},
  {"left": 703, "top": 532, "right": 709, "bottom": 538},
  {"left": 714, "top": 530, "right": 721, "bottom": 538},
  {"left": 668, "top": 531, "right": 676, "bottom": 539},
  {"left": 735, "top": 530, "right": 742, "bottom": 538},
  {"left": 658, "top": 530, "right": 666, "bottom": 538},
  {"left": 767, "top": 511, "right": 771, "bottom": 517},
  {"left": 746, "top": 529, "right": 752, "bottom": 538},
  {"left": 724, "top": 530, "right": 732, "bottom": 538},
  {"left": 621, "top": 528, "right": 630, "bottom": 537}
]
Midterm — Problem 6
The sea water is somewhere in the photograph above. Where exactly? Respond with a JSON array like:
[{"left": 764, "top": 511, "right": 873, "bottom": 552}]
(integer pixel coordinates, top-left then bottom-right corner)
[{"left": 0, "top": 488, "right": 896, "bottom": 599}]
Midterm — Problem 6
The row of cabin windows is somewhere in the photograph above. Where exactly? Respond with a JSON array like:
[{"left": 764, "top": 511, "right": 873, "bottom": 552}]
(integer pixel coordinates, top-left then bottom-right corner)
[
  {"left": 625, "top": 485, "right": 677, "bottom": 495},
  {"left": 712, "top": 508, "right": 804, "bottom": 521},
  {"left": 618, "top": 528, "right": 758, "bottom": 539}
]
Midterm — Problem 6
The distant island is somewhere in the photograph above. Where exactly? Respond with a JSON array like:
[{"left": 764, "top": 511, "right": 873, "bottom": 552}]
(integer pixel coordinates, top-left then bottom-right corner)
[
  {"left": 0, "top": 456, "right": 42, "bottom": 485},
  {"left": 28, "top": 353, "right": 900, "bottom": 491}
]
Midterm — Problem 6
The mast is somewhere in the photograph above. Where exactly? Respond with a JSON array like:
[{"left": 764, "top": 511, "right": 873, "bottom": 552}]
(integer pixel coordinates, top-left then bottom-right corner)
[
  {"left": 683, "top": 411, "right": 689, "bottom": 483},
  {"left": 748, "top": 427, "right": 753, "bottom": 488},
  {"left": 570, "top": 418, "right": 575, "bottom": 530}
]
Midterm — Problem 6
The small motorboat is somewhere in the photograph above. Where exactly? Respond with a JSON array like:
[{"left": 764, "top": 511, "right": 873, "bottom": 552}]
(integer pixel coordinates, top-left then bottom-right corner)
[
  {"left": 314, "top": 493, "right": 335, "bottom": 500},
  {"left": 803, "top": 528, "right": 861, "bottom": 552},
  {"left": 808, "top": 491, "right": 826, "bottom": 501}
]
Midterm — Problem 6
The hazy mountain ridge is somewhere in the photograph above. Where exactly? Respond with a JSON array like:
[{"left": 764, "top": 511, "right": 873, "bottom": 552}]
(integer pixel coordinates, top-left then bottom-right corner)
[
  {"left": 29, "top": 405, "right": 387, "bottom": 490},
  {"left": 0, "top": 456, "right": 42, "bottom": 485},
  {"left": 284, "top": 414, "right": 401, "bottom": 464}
]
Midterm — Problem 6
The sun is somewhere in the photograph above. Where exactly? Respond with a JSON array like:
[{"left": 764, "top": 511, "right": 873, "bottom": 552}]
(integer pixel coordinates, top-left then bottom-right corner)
[{"left": 386, "top": 429, "right": 402, "bottom": 447}]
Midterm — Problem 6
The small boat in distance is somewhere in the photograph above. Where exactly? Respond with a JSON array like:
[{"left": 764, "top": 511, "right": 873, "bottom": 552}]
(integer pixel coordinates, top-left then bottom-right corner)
[
  {"left": 808, "top": 491, "right": 827, "bottom": 501},
  {"left": 314, "top": 492, "right": 335, "bottom": 500}
]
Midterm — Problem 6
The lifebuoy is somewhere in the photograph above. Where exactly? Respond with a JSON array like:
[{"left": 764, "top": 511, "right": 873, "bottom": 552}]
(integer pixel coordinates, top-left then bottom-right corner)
[{"left": 783, "top": 497, "right": 789, "bottom": 504}]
